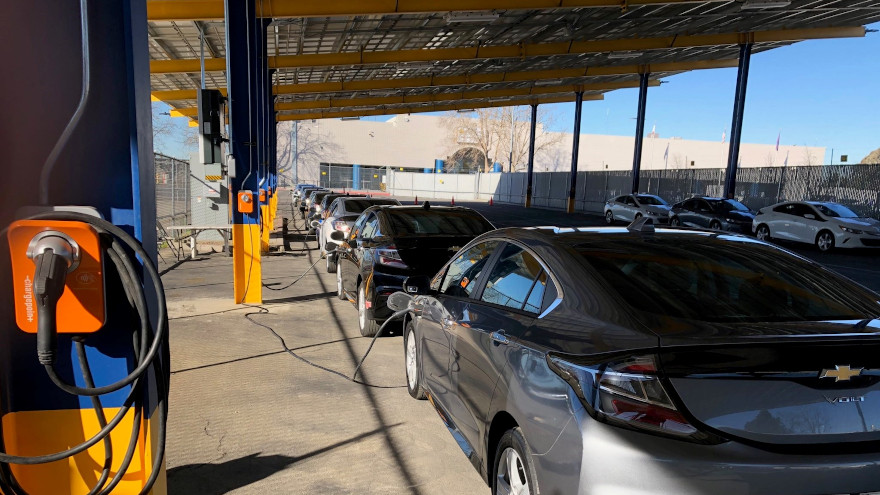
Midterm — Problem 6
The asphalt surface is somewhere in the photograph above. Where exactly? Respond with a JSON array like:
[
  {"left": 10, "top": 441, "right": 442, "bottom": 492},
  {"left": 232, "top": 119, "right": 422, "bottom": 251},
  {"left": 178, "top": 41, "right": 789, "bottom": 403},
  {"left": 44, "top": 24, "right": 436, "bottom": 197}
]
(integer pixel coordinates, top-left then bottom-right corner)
[{"left": 161, "top": 194, "right": 879, "bottom": 495}]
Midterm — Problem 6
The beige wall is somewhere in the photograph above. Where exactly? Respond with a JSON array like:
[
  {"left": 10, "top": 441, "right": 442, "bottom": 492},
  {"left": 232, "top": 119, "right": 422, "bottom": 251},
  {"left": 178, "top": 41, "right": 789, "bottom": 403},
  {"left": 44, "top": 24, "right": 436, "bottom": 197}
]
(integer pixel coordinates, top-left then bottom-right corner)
[{"left": 294, "top": 114, "right": 825, "bottom": 182}]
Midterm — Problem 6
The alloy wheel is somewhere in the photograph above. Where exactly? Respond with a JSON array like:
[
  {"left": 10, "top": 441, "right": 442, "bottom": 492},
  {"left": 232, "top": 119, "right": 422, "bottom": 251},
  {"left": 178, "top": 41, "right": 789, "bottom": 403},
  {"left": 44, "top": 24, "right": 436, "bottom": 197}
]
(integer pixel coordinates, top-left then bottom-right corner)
[
  {"left": 605, "top": 211, "right": 613, "bottom": 225},
  {"left": 406, "top": 330, "right": 417, "bottom": 390},
  {"left": 496, "top": 447, "right": 530, "bottom": 495},
  {"left": 817, "top": 231, "right": 834, "bottom": 252}
]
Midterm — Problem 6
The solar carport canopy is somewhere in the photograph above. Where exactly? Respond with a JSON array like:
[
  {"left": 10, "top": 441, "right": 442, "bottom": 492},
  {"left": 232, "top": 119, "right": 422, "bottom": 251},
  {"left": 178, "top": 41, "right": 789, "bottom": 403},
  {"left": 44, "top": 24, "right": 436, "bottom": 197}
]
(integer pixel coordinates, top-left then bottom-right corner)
[{"left": 146, "top": 0, "right": 880, "bottom": 120}]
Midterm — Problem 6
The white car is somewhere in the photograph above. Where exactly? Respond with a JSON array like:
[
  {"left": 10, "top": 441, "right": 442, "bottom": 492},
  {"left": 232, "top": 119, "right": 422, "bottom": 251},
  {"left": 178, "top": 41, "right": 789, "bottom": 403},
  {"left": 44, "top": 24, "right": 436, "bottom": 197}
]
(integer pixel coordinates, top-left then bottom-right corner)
[
  {"left": 753, "top": 201, "right": 880, "bottom": 252},
  {"left": 604, "top": 194, "right": 671, "bottom": 225},
  {"left": 319, "top": 197, "right": 401, "bottom": 272}
]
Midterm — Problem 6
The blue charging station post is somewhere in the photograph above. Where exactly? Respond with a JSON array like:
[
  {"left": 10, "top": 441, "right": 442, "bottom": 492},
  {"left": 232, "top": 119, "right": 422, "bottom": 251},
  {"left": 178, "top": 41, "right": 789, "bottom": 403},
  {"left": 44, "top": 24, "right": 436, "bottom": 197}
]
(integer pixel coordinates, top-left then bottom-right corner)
[
  {"left": 226, "top": 0, "right": 266, "bottom": 303},
  {"left": 2, "top": 0, "right": 167, "bottom": 492}
]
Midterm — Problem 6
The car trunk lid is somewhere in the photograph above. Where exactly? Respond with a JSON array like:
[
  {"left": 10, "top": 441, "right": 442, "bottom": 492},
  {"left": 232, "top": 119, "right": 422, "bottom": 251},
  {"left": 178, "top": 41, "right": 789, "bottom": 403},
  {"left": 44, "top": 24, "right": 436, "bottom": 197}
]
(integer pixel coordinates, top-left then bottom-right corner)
[{"left": 392, "top": 235, "right": 472, "bottom": 274}]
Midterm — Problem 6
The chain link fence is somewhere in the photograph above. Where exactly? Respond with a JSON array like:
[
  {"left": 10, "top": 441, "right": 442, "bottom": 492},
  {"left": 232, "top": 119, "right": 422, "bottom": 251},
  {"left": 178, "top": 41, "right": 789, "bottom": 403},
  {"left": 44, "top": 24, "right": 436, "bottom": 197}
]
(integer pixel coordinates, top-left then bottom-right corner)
[
  {"left": 494, "top": 164, "right": 880, "bottom": 218},
  {"left": 155, "top": 152, "right": 190, "bottom": 227},
  {"left": 318, "top": 163, "right": 402, "bottom": 191}
]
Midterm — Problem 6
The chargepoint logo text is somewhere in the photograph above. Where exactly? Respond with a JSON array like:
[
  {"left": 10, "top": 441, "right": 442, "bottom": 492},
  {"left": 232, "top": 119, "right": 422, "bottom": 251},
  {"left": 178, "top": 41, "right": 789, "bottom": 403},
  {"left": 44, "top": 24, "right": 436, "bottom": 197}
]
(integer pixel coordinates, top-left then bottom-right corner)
[{"left": 23, "top": 276, "right": 34, "bottom": 322}]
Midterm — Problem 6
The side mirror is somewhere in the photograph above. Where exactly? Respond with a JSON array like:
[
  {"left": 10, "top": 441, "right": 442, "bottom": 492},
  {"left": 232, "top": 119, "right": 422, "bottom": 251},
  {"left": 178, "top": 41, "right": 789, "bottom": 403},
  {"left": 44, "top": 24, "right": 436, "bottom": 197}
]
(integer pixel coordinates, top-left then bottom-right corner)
[
  {"left": 403, "top": 276, "right": 431, "bottom": 295},
  {"left": 804, "top": 214, "right": 816, "bottom": 220},
  {"left": 387, "top": 291, "right": 414, "bottom": 312},
  {"left": 330, "top": 231, "right": 345, "bottom": 241}
]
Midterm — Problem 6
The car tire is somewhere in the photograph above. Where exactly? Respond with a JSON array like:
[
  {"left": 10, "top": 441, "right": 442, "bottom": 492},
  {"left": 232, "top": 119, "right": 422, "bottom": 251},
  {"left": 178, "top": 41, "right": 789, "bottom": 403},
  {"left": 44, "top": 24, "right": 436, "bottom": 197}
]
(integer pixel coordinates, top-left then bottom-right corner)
[
  {"left": 670, "top": 217, "right": 681, "bottom": 227},
  {"left": 358, "top": 283, "right": 380, "bottom": 337},
  {"left": 493, "top": 427, "right": 537, "bottom": 495},
  {"left": 816, "top": 230, "right": 835, "bottom": 252},
  {"left": 634, "top": 213, "right": 642, "bottom": 221},
  {"left": 326, "top": 253, "right": 337, "bottom": 273},
  {"left": 604, "top": 211, "right": 614, "bottom": 225},
  {"left": 756, "top": 224, "right": 771, "bottom": 242},
  {"left": 404, "top": 322, "right": 427, "bottom": 400},
  {"left": 336, "top": 265, "right": 347, "bottom": 300},
  {"left": 710, "top": 220, "right": 722, "bottom": 231}
]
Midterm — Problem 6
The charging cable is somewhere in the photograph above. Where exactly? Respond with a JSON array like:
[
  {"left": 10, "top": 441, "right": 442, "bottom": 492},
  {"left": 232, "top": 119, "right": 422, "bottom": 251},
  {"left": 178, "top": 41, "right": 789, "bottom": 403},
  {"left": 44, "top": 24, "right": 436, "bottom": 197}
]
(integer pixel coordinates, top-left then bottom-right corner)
[{"left": 0, "top": 211, "right": 169, "bottom": 495}]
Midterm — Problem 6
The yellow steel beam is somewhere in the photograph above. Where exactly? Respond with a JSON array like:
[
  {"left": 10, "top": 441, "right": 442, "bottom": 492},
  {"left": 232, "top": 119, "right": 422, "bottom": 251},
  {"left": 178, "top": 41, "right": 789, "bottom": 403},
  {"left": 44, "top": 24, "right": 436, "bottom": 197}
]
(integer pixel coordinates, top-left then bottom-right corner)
[
  {"left": 148, "top": 26, "right": 865, "bottom": 74},
  {"left": 151, "top": 59, "right": 734, "bottom": 102},
  {"left": 151, "top": 88, "right": 227, "bottom": 101},
  {"left": 147, "top": 0, "right": 731, "bottom": 21},
  {"left": 276, "top": 94, "right": 603, "bottom": 121},
  {"left": 275, "top": 79, "right": 658, "bottom": 111}
]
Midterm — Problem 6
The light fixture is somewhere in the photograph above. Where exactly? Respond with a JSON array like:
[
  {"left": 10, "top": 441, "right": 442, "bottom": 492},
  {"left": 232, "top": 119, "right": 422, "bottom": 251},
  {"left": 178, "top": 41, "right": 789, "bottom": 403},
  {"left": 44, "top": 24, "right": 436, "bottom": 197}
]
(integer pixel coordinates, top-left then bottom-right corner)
[
  {"left": 741, "top": 0, "right": 791, "bottom": 9},
  {"left": 457, "top": 109, "right": 476, "bottom": 113},
  {"left": 340, "top": 116, "right": 361, "bottom": 121},
  {"left": 444, "top": 11, "right": 500, "bottom": 24},
  {"left": 607, "top": 51, "right": 644, "bottom": 59}
]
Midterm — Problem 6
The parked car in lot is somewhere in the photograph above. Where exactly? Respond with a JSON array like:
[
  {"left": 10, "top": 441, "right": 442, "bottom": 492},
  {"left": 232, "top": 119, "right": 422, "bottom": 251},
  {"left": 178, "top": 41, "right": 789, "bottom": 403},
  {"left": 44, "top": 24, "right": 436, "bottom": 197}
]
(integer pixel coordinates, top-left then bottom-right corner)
[
  {"left": 294, "top": 185, "right": 322, "bottom": 209},
  {"left": 335, "top": 204, "right": 495, "bottom": 336},
  {"left": 309, "top": 192, "right": 358, "bottom": 233},
  {"left": 604, "top": 194, "right": 671, "bottom": 225},
  {"left": 300, "top": 189, "right": 328, "bottom": 218},
  {"left": 668, "top": 196, "right": 755, "bottom": 233},
  {"left": 304, "top": 190, "right": 335, "bottom": 224},
  {"left": 292, "top": 183, "right": 317, "bottom": 204},
  {"left": 753, "top": 201, "right": 880, "bottom": 252},
  {"left": 399, "top": 225, "right": 880, "bottom": 495},
  {"left": 319, "top": 197, "right": 401, "bottom": 273}
]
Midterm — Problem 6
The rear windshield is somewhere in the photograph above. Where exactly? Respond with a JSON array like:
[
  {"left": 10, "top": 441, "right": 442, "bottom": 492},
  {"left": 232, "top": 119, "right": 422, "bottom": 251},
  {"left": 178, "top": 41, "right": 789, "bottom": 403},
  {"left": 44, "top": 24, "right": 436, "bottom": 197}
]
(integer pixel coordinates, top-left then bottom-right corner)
[
  {"left": 578, "top": 239, "right": 879, "bottom": 323},
  {"left": 344, "top": 199, "right": 398, "bottom": 214},
  {"left": 386, "top": 210, "right": 494, "bottom": 236},
  {"left": 711, "top": 199, "right": 750, "bottom": 212},
  {"left": 636, "top": 195, "right": 667, "bottom": 206}
]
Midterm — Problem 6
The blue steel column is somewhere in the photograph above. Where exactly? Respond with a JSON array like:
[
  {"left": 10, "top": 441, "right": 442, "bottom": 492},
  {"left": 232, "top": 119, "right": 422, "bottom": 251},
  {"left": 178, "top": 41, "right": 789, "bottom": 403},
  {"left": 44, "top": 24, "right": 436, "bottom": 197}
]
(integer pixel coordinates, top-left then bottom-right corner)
[
  {"left": 226, "top": 0, "right": 263, "bottom": 303},
  {"left": 724, "top": 43, "right": 752, "bottom": 199},
  {"left": 631, "top": 72, "right": 650, "bottom": 194},
  {"left": 2, "top": 0, "right": 166, "bottom": 491},
  {"left": 525, "top": 103, "right": 538, "bottom": 208},
  {"left": 567, "top": 91, "right": 584, "bottom": 213}
]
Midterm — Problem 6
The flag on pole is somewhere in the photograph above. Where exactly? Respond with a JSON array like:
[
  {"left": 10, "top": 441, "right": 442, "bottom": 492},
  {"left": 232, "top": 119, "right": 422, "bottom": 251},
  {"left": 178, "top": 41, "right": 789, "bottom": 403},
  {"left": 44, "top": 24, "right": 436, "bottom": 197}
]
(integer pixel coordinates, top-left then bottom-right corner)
[
  {"left": 721, "top": 130, "right": 726, "bottom": 143},
  {"left": 776, "top": 131, "right": 781, "bottom": 151},
  {"left": 663, "top": 143, "right": 669, "bottom": 161}
]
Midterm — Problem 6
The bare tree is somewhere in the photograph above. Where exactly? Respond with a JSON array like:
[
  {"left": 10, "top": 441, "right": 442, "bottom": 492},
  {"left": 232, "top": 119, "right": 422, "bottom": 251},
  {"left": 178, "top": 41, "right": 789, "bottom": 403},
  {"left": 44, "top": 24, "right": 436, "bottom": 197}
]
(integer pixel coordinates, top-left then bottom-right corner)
[
  {"left": 152, "top": 102, "right": 198, "bottom": 158},
  {"left": 763, "top": 151, "right": 776, "bottom": 167},
  {"left": 440, "top": 106, "right": 562, "bottom": 173},
  {"left": 276, "top": 120, "right": 341, "bottom": 185},
  {"left": 800, "top": 146, "right": 819, "bottom": 166}
]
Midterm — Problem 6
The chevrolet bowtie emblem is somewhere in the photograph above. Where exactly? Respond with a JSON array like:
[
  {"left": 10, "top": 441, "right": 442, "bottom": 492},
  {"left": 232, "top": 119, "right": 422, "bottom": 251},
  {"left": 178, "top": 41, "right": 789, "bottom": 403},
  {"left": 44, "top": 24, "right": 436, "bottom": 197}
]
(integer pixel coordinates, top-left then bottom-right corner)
[{"left": 819, "top": 365, "right": 863, "bottom": 382}]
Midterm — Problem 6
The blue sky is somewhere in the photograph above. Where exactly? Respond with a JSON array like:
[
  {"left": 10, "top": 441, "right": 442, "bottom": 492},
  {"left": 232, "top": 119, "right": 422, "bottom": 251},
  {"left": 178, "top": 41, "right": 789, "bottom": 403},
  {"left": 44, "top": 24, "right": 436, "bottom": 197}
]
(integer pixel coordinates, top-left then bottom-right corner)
[{"left": 156, "top": 22, "right": 879, "bottom": 163}]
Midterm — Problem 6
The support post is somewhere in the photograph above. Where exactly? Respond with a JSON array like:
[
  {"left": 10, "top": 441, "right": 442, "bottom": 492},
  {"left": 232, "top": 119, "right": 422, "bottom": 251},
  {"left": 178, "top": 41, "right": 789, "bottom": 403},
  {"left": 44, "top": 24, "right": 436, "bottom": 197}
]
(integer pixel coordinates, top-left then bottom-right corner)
[
  {"left": 525, "top": 103, "right": 537, "bottom": 208},
  {"left": 226, "top": 0, "right": 263, "bottom": 303},
  {"left": 724, "top": 43, "right": 752, "bottom": 199},
  {"left": 631, "top": 72, "right": 650, "bottom": 194},
  {"left": 568, "top": 91, "right": 584, "bottom": 213}
]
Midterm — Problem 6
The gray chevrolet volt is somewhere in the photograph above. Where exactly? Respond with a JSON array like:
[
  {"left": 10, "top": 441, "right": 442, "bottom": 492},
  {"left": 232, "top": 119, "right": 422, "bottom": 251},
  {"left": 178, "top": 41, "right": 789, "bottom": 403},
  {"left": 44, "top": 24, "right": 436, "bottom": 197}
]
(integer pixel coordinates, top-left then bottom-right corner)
[{"left": 400, "top": 225, "right": 880, "bottom": 495}]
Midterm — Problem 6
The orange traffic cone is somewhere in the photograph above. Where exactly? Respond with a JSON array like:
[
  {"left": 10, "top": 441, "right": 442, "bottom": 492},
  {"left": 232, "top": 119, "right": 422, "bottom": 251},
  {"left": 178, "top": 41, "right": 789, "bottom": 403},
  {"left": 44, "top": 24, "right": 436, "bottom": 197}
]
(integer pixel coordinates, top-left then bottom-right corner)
[
  {"left": 414, "top": 196, "right": 418, "bottom": 204},
  {"left": 451, "top": 197, "right": 455, "bottom": 206},
  {"left": 489, "top": 197, "right": 494, "bottom": 206}
]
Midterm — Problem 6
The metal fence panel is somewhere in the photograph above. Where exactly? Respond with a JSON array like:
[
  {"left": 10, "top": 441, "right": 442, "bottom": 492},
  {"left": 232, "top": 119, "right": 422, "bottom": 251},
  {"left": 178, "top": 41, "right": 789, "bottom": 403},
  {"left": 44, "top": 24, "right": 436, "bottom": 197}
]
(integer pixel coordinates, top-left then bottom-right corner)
[{"left": 154, "top": 153, "right": 190, "bottom": 226}]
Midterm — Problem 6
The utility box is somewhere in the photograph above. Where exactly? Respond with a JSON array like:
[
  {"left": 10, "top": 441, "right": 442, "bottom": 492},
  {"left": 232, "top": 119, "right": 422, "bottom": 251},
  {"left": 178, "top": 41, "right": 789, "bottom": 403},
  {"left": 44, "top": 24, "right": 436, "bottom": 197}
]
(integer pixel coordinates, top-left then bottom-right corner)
[
  {"left": 198, "top": 89, "right": 224, "bottom": 165},
  {"left": 189, "top": 152, "right": 229, "bottom": 241}
]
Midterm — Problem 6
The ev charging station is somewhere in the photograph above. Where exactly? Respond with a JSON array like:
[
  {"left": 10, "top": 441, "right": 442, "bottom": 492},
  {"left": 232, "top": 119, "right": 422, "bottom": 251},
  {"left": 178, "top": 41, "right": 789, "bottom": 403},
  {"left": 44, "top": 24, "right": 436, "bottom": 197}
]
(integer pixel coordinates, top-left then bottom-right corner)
[{"left": 2, "top": 0, "right": 169, "bottom": 493}]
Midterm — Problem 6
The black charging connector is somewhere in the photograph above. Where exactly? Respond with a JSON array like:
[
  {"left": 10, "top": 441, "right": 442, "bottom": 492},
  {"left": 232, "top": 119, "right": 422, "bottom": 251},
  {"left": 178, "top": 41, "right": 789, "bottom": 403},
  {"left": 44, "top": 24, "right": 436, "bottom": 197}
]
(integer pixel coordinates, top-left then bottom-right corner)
[{"left": 32, "top": 249, "right": 69, "bottom": 365}]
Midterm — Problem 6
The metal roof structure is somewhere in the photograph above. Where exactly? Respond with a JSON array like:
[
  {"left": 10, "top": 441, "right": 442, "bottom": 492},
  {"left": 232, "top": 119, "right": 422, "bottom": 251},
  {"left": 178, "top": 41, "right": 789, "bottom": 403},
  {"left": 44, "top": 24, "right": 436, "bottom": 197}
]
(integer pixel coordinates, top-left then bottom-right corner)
[{"left": 146, "top": 0, "right": 880, "bottom": 122}]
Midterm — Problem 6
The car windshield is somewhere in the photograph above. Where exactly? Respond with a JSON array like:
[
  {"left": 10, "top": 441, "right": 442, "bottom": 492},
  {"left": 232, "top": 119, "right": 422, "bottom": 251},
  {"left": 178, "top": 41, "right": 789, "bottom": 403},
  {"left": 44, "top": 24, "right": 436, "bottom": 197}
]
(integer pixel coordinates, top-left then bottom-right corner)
[
  {"left": 344, "top": 199, "right": 399, "bottom": 214},
  {"left": 713, "top": 199, "right": 750, "bottom": 212},
  {"left": 635, "top": 195, "right": 667, "bottom": 206},
  {"left": 578, "top": 238, "right": 879, "bottom": 323},
  {"left": 815, "top": 203, "right": 859, "bottom": 218},
  {"left": 386, "top": 210, "right": 494, "bottom": 236}
]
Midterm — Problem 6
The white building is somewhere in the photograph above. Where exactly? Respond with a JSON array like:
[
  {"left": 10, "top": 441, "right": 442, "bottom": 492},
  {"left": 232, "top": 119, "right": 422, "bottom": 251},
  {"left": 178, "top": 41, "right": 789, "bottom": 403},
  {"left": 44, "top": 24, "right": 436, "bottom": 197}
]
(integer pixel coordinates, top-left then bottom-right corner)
[{"left": 288, "top": 114, "right": 824, "bottom": 183}]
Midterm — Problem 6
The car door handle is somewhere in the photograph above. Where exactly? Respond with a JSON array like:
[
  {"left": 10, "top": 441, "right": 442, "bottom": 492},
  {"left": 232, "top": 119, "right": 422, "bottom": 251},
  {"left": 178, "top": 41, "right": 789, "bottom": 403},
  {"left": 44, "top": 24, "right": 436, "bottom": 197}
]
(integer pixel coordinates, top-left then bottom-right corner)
[{"left": 490, "top": 330, "right": 509, "bottom": 345}]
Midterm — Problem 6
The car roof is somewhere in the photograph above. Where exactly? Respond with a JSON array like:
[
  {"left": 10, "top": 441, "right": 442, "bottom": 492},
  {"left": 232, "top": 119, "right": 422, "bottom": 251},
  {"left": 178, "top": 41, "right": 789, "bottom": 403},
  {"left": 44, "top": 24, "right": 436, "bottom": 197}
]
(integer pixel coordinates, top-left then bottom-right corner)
[{"left": 477, "top": 226, "right": 766, "bottom": 251}]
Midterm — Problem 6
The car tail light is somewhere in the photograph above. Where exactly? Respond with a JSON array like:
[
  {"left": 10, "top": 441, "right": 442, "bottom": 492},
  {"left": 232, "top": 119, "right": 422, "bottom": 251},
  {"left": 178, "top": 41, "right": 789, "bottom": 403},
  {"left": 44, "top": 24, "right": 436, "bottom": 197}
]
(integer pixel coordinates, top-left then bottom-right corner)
[
  {"left": 376, "top": 246, "right": 407, "bottom": 269},
  {"left": 333, "top": 221, "right": 351, "bottom": 233},
  {"left": 548, "top": 354, "right": 720, "bottom": 443}
]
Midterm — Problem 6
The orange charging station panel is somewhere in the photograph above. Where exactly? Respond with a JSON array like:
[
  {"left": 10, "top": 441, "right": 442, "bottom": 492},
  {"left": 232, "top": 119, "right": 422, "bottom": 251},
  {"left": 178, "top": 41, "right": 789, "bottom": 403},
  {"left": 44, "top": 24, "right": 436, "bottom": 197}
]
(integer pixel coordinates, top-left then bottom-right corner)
[
  {"left": 7, "top": 220, "right": 105, "bottom": 334},
  {"left": 238, "top": 191, "right": 254, "bottom": 213}
]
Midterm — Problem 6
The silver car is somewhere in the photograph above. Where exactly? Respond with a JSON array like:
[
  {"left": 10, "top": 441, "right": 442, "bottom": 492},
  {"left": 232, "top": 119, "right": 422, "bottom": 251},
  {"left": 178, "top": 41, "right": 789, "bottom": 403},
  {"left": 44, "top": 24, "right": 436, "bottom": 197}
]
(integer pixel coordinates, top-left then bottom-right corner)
[
  {"left": 401, "top": 226, "right": 880, "bottom": 495},
  {"left": 753, "top": 201, "right": 880, "bottom": 252},
  {"left": 604, "top": 194, "right": 671, "bottom": 225},
  {"left": 318, "top": 196, "right": 401, "bottom": 272}
]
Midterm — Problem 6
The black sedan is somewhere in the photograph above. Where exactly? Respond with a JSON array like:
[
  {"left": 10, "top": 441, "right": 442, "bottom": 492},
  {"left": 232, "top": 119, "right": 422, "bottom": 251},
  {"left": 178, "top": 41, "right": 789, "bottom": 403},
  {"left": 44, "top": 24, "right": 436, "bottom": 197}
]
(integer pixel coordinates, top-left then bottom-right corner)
[
  {"left": 335, "top": 204, "right": 495, "bottom": 336},
  {"left": 668, "top": 196, "right": 755, "bottom": 233},
  {"left": 399, "top": 226, "right": 880, "bottom": 495}
]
